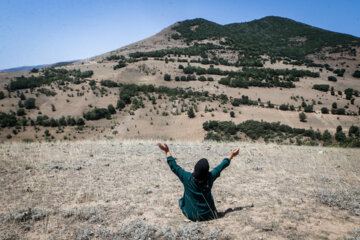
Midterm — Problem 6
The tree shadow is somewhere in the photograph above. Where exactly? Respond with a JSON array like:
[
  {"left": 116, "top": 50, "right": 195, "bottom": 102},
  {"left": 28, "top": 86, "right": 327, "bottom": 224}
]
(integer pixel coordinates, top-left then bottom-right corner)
[{"left": 217, "top": 203, "right": 254, "bottom": 218}]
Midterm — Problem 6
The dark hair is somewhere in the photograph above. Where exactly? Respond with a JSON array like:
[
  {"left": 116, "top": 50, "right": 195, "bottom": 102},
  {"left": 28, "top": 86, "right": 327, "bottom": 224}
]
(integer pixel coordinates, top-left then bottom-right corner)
[{"left": 192, "top": 158, "right": 210, "bottom": 191}]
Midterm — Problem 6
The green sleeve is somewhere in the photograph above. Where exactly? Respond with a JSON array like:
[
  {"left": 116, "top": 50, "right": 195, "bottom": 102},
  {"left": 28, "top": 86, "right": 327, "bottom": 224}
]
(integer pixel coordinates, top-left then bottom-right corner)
[
  {"left": 210, "top": 158, "right": 231, "bottom": 181},
  {"left": 167, "top": 156, "right": 187, "bottom": 183}
]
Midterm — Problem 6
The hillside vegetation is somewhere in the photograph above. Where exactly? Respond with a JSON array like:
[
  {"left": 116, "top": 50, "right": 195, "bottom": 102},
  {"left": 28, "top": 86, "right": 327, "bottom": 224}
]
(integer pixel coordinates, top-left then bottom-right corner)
[
  {"left": 0, "top": 16, "right": 359, "bottom": 144},
  {"left": 173, "top": 16, "right": 360, "bottom": 60}
]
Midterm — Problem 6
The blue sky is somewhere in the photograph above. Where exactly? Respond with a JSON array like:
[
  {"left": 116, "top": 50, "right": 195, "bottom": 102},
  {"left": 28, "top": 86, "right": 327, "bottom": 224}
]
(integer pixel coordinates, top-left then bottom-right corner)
[{"left": 0, "top": 0, "right": 359, "bottom": 70}]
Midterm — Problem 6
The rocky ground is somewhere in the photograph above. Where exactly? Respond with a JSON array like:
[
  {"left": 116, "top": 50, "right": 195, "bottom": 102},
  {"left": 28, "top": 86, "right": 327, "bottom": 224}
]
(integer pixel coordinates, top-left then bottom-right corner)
[{"left": 0, "top": 140, "right": 359, "bottom": 239}]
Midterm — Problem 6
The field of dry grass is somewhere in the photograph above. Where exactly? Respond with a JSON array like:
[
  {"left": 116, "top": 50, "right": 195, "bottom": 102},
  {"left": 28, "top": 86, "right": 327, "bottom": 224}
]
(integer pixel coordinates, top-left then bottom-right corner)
[{"left": 1, "top": 140, "right": 359, "bottom": 239}]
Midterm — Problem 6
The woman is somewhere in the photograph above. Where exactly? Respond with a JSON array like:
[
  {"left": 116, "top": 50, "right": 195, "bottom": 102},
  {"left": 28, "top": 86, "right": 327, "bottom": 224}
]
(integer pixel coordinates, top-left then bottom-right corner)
[{"left": 158, "top": 142, "right": 239, "bottom": 221}]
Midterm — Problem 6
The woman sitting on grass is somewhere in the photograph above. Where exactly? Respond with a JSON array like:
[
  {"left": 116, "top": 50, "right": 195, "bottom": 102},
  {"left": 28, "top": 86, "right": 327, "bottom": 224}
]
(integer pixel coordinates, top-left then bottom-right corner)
[{"left": 158, "top": 142, "right": 239, "bottom": 221}]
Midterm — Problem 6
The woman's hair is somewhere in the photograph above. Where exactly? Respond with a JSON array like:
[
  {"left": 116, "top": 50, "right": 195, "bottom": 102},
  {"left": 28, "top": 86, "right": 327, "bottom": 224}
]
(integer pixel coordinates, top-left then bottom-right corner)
[{"left": 192, "top": 158, "right": 210, "bottom": 191}]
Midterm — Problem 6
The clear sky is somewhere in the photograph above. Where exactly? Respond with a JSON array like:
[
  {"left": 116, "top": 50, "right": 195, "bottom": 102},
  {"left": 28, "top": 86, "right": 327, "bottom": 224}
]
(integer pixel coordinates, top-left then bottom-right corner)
[{"left": 1, "top": 0, "right": 359, "bottom": 70}]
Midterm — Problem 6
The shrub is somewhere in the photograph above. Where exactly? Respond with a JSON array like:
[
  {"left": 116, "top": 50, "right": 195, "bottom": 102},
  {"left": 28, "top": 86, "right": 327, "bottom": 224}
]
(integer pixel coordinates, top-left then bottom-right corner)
[
  {"left": 175, "top": 76, "right": 180, "bottom": 81},
  {"left": 279, "top": 104, "right": 289, "bottom": 111},
  {"left": 230, "top": 111, "right": 235, "bottom": 118},
  {"left": 313, "top": 84, "right": 329, "bottom": 92},
  {"left": 299, "top": 112, "right": 307, "bottom": 122},
  {"left": 24, "top": 98, "right": 36, "bottom": 109},
  {"left": 198, "top": 76, "right": 206, "bottom": 81},
  {"left": 164, "top": 74, "right": 171, "bottom": 81},
  {"left": 187, "top": 107, "right": 195, "bottom": 118},
  {"left": 344, "top": 88, "right": 354, "bottom": 100},
  {"left": 83, "top": 108, "right": 111, "bottom": 120},
  {"left": 328, "top": 76, "right": 337, "bottom": 82},
  {"left": 0, "top": 91, "right": 4, "bottom": 99},
  {"left": 335, "top": 131, "right": 346, "bottom": 142},
  {"left": 17, "top": 108, "right": 25, "bottom": 116},
  {"left": 116, "top": 99, "right": 126, "bottom": 110},
  {"left": 352, "top": 70, "right": 360, "bottom": 78},
  {"left": 101, "top": 80, "right": 118, "bottom": 87},
  {"left": 332, "top": 102, "right": 337, "bottom": 109},
  {"left": 349, "top": 125, "right": 360, "bottom": 137},
  {"left": 331, "top": 108, "right": 346, "bottom": 115},
  {"left": 321, "top": 107, "right": 329, "bottom": 114},
  {"left": 89, "top": 80, "right": 96, "bottom": 86},
  {"left": 30, "top": 68, "right": 39, "bottom": 73},
  {"left": 107, "top": 104, "right": 116, "bottom": 114}
]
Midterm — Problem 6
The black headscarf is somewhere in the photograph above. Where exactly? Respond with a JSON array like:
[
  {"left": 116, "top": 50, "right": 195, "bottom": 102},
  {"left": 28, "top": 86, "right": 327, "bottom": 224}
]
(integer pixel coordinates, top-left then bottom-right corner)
[{"left": 192, "top": 158, "right": 211, "bottom": 191}]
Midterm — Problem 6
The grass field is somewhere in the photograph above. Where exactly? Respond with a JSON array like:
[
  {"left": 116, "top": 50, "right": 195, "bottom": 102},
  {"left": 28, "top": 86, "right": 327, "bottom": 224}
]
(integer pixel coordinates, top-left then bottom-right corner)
[{"left": 0, "top": 140, "right": 359, "bottom": 239}]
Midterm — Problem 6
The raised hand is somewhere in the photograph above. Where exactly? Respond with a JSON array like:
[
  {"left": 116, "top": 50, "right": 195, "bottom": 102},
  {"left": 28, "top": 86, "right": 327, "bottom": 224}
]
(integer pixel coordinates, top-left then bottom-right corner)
[
  {"left": 158, "top": 142, "right": 169, "bottom": 152},
  {"left": 228, "top": 148, "right": 239, "bottom": 160}
]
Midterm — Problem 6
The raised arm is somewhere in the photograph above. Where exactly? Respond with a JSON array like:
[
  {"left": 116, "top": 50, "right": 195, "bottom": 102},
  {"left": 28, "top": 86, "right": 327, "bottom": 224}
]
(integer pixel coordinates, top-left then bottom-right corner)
[
  {"left": 158, "top": 142, "right": 187, "bottom": 182},
  {"left": 211, "top": 148, "right": 239, "bottom": 181}
]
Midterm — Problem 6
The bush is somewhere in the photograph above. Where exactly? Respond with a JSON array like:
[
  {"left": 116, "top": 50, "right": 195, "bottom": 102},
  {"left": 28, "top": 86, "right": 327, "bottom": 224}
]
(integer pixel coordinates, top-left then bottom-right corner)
[
  {"left": 230, "top": 111, "right": 235, "bottom": 118},
  {"left": 187, "top": 107, "right": 195, "bottom": 118},
  {"left": 313, "top": 84, "right": 329, "bottom": 92},
  {"left": 30, "top": 68, "right": 39, "bottom": 73},
  {"left": 279, "top": 104, "right": 289, "bottom": 111},
  {"left": 0, "top": 91, "right": 4, "bottom": 99},
  {"left": 328, "top": 76, "right": 337, "bottom": 82},
  {"left": 349, "top": 125, "right": 360, "bottom": 137},
  {"left": 107, "top": 104, "right": 116, "bottom": 114},
  {"left": 321, "top": 107, "right": 329, "bottom": 114},
  {"left": 352, "top": 70, "right": 360, "bottom": 78},
  {"left": 83, "top": 108, "right": 111, "bottom": 120},
  {"left": 344, "top": 88, "right": 354, "bottom": 100},
  {"left": 17, "top": 108, "right": 25, "bottom": 116},
  {"left": 332, "top": 102, "right": 337, "bottom": 109},
  {"left": 331, "top": 108, "right": 346, "bottom": 115},
  {"left": 164, "top": 74, "right": 171, "bottom": 81},
  {"left": 24, "top": 98, "right": 36, "bottom": 109},
  {"left": 89, "top": 80, "right": 96, "bottom": 86},
  {"left": 299, "top": 112, "right": 307, "bottom": 122},
  {"left": 101, "top": 80, "right": 118, "bottom": 87},
  {"left": 198, "top": 76, "right": 206, "bottom": 81}
]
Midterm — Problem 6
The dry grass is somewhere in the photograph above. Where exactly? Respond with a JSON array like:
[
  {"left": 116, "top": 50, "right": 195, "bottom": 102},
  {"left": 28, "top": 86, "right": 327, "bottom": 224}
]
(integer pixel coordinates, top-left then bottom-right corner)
[{"left": 0, "top": 139, "right": 359, "bottom": 239}]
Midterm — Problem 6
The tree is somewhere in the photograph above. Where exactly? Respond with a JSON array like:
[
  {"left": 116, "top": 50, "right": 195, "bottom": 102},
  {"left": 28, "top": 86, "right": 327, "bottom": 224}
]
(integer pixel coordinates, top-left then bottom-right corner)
[
  {"left": 332, "top": 102, "right": 337, "bottom": 109},
  {"left": 187, "top": 107, "right": 195, "bottom": 118},
  {"left": 328, "top": 76, "right": 337, "bottom": 82},
  {"left": 24, "top": 98, "right": 36, "bottom": 109},
  {"left": 164, "top": 74, "right": 171, "bottom": 81},
  {"left": 108, "top": 104, "right": 116, "bottom": 114},
  {"left": 353, "top": 70, "right": 360, "bottom": 78},
  {"left": 17, "top": 108, "right": 25, "bottom": 116},
  {"left": 348, "top": 125, "right": 360, "bottom": 137},
  {"left": 299, "top": 112, "right": 307, "bottom": 122},
  {"left": 322, "top": 130, "right": 332, "bottom": 142},
  {"left": 335, "top": 130, "right": 346, "bottom": 142},
  {"left": 0, "top": 91, "right": 4, "bottom": 99},
  {"left": 336, "top": 125, "right": 342, "bottom": 133},
  {"left": 76, "top": 118, "right": 85, "bottom": 126},
  {"left": 230, "top": 111, "right": 235, "bottom": 118},
  {"left": 20, "top": 92, "right": 26, "bottom": 100},
  {"left": 116, "top": 99, "right": 126, "bottom": 110},
  {"left": 89, "top": 80, "right": 96, "bottom": 86},
  {"left": 321, "top": 107, "right": 329, "bottom": 114}
]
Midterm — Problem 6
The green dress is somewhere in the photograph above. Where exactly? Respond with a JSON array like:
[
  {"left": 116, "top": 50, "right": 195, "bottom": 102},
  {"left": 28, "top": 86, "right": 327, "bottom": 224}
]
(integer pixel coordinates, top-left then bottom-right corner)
[{"left": 167, "top": 156, "right": 231, "bottom": 221}]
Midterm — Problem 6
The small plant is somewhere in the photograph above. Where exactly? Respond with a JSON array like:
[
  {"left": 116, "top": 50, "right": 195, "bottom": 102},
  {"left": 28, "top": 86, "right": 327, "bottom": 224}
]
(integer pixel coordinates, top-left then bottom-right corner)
[{"left": 299, "top": 112, "right": 307, "bottom": 122}]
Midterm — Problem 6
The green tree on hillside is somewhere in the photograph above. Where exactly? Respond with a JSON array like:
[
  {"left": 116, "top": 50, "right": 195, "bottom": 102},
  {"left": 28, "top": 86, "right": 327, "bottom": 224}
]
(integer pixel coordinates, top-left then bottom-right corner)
[{"left": 299, "top": 112, "right": 307, "bottom": 122}]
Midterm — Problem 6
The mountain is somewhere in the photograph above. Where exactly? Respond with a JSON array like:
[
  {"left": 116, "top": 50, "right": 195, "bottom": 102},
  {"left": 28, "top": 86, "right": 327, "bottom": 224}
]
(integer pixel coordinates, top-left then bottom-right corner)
[
  {"left": 172, "top": 16, "right": 360, "bottom": 59},
  {"left": 0, "top": 16, "right": 359, "bottom": 145},
  {"left": 0, "top": 60, "right": 79, "bottom": 72}
]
